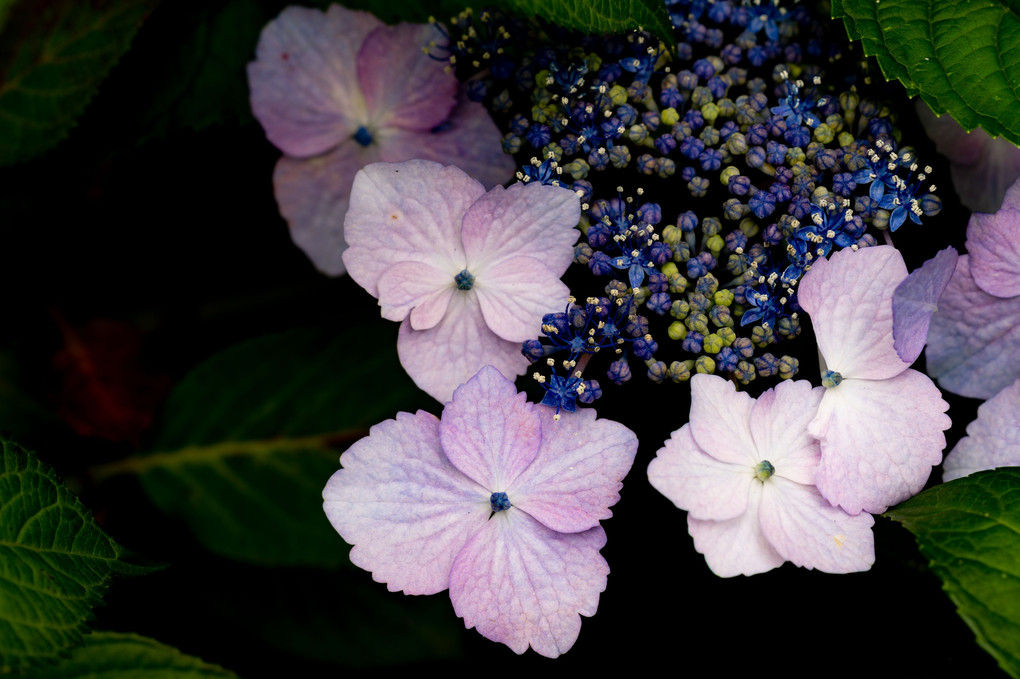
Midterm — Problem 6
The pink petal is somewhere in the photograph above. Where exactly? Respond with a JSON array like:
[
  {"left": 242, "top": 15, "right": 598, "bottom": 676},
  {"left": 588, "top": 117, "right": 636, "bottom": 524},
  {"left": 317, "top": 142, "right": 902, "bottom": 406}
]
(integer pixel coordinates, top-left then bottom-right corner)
[
  {"left": 688, "top": 374, "right": 758, "bottom": 467},
  {"left": 892, "top": 247, "right": 959, "bottom": 364},
  {"left": 248, "top": 5, "right": 379, "bottom": 157},
  {"left": 357, "top": 23, "right": 457, "bottom": 131},
  {"left": 343, "top": 160, "right": 484, "bottom": 297},
  {"left": 798, "top": 245, "right": 910, "bottom": 380},
  {"left": 377, "top": 260, "right": 455, "bottom": 327},
  {"left": 273, "top": 141, "right": 380, "bottom": 276},
  {"left": 687, "top": 483, "right": 785, "bottom": 577},
  {"left": 439, "top": 365, "right": 541, "bottom": 491},
  {"left": 449, "top": 510, "right": 608, "bottom": 658},
  {"left": 943, "top": 378, "right": 1020, "bottom": 481},
  {"left": 509, "top": 407, "right": 638, "bottom": 533},
  {"left": 748, "top": 379, "right": 824, "bottom": 486},
  {"left": 809, "top": 371, "right": 950, "bottom": 515},
  {"left": 759, "top": 477, "right": 875, "bottom": 573},
  {"left": 461, "top": 182, "right": 580, "bottom": 274},
  {"left": 380, "top": 92, "right": 516, "bottom": 190},
  {"left": 966, "top": 202, "right": 1020, "bottom": 299},
  {"left": 397, "top": 293, "right": 530, "bottom": 403},
  {"left": 926, "top": 255, "right": 1020, "bottom": 399},
  {"left": 322, "top": 410, "right": 490, "bottom": 595},
  {"left": 647, "top": 424, "right": 753, "bottom": 522},
  {"left": 475, "top": 256, "right": 571, "bottom": 342}
]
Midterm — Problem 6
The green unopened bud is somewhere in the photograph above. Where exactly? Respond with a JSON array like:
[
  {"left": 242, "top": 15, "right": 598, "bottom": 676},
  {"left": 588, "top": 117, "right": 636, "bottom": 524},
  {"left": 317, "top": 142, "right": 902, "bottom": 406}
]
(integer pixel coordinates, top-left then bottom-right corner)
[
  {"left": 720, "top": 165, "right": 741, "bottom": 186},
  {"left": 701, "top": 102, "right": 719, "bottom": 122},
  {"left": 661, "top": 107, "right": 680, "bottom": 126},
  {"left": 694, "top": 355, "right": 716, "bottom": 374},
  {"left": 608, "top": 84, "right": 628, "bottom": 106},
  {"left": 668, "top": 321, "right": 688, "bottom": 341},
  {"left": 813, "top": 124, "right": 836, "bottom": 144},
  {"left": 670, "top": 300, "right": 690, "bottom": 319},
  {"left": 778, "top": 355, "right": 799, "bottom": 379},
  {"left": 703, "top": 333, "right": 724, "bottom": 354},
  {"left": 705, "top": 234, "right": 725, "bottom": 254},
  {"left": 713, "top": 289, "right": 735, "bottom": 307},
  {"left": 717, "top": 327, "right": 736, "bottom": 345},
  {"left": 669, "top": 360, "right": 693, "bottom": 382},
  {"left": 755, "top": 459, "right": 775, "bottom": 481}
]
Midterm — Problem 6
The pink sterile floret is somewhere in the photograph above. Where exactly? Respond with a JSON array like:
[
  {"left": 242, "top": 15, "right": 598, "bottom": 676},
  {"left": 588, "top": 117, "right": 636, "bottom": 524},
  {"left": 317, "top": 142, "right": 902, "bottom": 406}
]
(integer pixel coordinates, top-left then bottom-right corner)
[
  {"left": 322, "top": 365, "right": 638, "bottom": 657},
  {"left": 799, "top": 245, "right": 951, "bottom": 515},
  {"left": 647, "top": 374, "right": 874, "bottom": 577},
  {"left": 247, "top": 4, "right": 513, "bottom": 275},
  {"left": 943, "top": 378, "right": 1020, "bottom": 482},
  {"left": 343, "top": 159, "right": 580, "bottom": 403}
]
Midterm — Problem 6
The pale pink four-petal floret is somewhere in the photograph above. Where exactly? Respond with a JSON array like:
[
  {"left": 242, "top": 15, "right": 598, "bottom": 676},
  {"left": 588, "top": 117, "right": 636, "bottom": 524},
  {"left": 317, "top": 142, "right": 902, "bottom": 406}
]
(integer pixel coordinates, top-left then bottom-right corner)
[
  {"left": 343, "top": 159, "right": 581, "bottom": 402},
  {"left": 647, "top": 374, "right": 875, "bottom": 577},
  {"left": 247, "top": 4, "right": 514, "bottom": 275},
  {"left": 322, "top": 365, "right": 638, "bottom": 657}
]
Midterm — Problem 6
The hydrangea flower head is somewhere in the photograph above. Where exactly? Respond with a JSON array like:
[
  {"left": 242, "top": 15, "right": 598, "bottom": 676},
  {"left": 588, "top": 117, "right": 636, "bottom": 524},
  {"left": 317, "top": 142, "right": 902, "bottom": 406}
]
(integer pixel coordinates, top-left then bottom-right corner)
[
  {"left": 343, "top": 159, "right": 580, "bottom": 402},
  {"left": 247, "top": 4, "right": 514, "bottom": 275},
  {"left": 799, "top": 245, "right": 951, "bottom": 515},
  {"left": 927, "top": 178, "right": 1020, "bottom": 399},
  {"left": 942, "top": 378, "right": 1020, "bottom": 482},
  {"left": 322, "top": 365, "right": 638, "bottom": 656},
  {"left": 647, "top": 374, "right": 874, "bottom": 577}
]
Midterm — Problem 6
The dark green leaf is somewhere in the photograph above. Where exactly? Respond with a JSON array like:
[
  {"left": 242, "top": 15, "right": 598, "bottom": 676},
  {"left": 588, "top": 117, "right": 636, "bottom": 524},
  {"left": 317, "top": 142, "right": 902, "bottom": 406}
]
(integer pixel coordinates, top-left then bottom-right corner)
[
  {"left": 0, "top": 0, "right": 156, "bottom": 165},
  {"left": 94, "top": 325, "right": 426, "bottom": 568},
  {"left": 832, "top": 0, "right": 1020, "bottom": 145},
  {"left": 30, "top": 632, "right": 238, "bottom": 678},
  {"left": 0, "top": 437, "right": 127, "bottom": 673},
  {"left": 887, "top": 468, "right": 1020, "bottom": 678},
  {"left": 492, "top": 0, "right": 674, "bottom": 47}
]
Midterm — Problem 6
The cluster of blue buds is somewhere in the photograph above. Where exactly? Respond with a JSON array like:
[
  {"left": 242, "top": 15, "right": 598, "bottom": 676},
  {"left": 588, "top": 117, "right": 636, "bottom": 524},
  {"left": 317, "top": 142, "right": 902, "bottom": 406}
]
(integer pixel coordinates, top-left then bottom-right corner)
[{"left": 437, "top": 0, "right": 941, "bottom": 407}]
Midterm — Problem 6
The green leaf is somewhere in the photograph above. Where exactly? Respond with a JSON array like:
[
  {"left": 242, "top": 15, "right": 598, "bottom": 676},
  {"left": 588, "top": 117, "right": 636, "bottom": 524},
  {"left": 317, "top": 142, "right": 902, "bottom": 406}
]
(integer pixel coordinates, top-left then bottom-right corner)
[
  {"left": 831, "top": 0, "right": 1020, "bottom": 145},
  {"left": 886, "top": 468, "right": 1020, "bottom": 678},
  {"left": 29, "top": 632, "right": 238, "bottom": 678},
  {"left": 94, "top": 324, "right": 426, "bottom": 568},
  {"left": 0, "top": 437, "right": 127, "bottom": 673},
  {"left": 492, "top": 0, "right": 674, "bottom": 48},
  {"left": 0, "top": 0, "right": 156, "bottom": 165}
]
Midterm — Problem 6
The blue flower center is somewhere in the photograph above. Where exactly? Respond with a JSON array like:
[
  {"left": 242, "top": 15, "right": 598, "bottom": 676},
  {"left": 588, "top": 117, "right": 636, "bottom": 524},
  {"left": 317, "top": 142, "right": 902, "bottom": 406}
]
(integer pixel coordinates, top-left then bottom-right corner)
[
  {"left": 353, "top": 126, "right": 373, "bottom": 147},
  {"left": 755, "top": 459, "right": 775, "bottom": 481},
  {"left": 490, "top": 492, "right": 511, "bottom": 512},
  {"left": 454, "top": 269, "right": 475, "bottom": 290},
  {"left": 821, "top": 369, "right": 843, "bottom": 388}
]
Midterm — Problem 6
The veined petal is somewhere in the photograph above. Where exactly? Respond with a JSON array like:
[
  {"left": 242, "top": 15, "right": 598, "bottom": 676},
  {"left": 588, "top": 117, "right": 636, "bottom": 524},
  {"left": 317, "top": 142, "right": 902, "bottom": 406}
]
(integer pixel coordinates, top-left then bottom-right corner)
[
  {"left": 322, "top": 410, "right": 490, "bottom": 595},
  {"left": 966, "top": 195, "right": 1020, "bottom": 299},
  {"left": 357, "top": 23, "right": 457, "bottom": 132},
  {"left": 759, "top": 477, "right": 875, "bottom": 573},
  {"left": 647, "top": 424, "right": 753, "bottom": 522},
  {"left": 449, "top": 510, "right": 609, "bottom": 658},
  {"left": 397, "top": 294, "right": 530, "bottom": 403},
  {"left": 439, "top": 365, "right": 541, "bottom": 492},
  {"left": 892, "top": 247, "right": 959, "bottom": 364},
  {"left": 248, "top": 5, "right": 379, "bottom": 157},
  {"left": 943, "top": 378, "right": 1020, "bottom": 482},
  {"left": 475, "top": 256, "right": 571, "bottom": 343},
  {"left": 809, "top": 371, "right": 950, "bottom": 515},
  {"left": 798, "top": 245, "right": 910, "bottom": 380},
  {"left": 377, "top": 260, "right": 455, "bottom": 327},
  {"left": 461, "top": 182, "right": 580, "bottom": 274},
  {"left": 688, "top": 374, "right": 758, "bottom": 466},
  {"left": 510, "top": 407, "right": 638, "bottom": 534},
  {"left": 748, "top": 379, "right": 823, "bottom": 486},
  {"left": 687, "top": 483, "right": 785, "bottom": 577},
  {"left": 273, "top": 141, "right": 380, "bottom": 276},
  {"left": 927, "top": 255, "right": 1020, "bottom": 399},
  {"left": 343, "top": 160, "right": 483, "bottom": 297}
]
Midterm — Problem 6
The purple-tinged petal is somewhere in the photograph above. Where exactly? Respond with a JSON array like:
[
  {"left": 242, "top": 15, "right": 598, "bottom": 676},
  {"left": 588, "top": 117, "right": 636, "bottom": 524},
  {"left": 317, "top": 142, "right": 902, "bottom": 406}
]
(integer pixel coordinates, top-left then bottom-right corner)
[
  {"left": 377, "top": 260, "right": 455, "bottom": 327},
  {"left": 397, "top": 294, "right": 530, "bottom": 403},
  {"left": 809, "top": 371, "right": 950, "bottom": 515},
  {"left": 475, "top": 256, "right": 571, "bottom": 343},
  {"left": 509, "top": 407, "right": 637, "bottom": 534},
  {"left": 449, "top": 511, "right": 608, "bottom": 658},
  {"left": 798, "top": 245, "right": 910, "bottom": 380},
  {"left": 647, "top": 424, "right": 753, "bottom": 522},
  {"left": 343, "top": 160, "right": 484, "bottom": 296},
  {"left": 748, "top": 379, "right": 823, "bottom": 486},
  {"left": 273, "top": 142, "right": 380, "bottom": 276},
  {"left": 943, "top": 378, "right": 1020, "bottom": 481},
  {"left": 322, "top": 410, "right": 490, "bottom": 595},
  {"left": 687, "top": 483, "right": 785, "bottom": 577},
  {"left": 892, "top": 246, "right": 959, "bottom": 364},
  {"left": 357, "top": 23, "right": 457, "bottom": 131},
  {"left": 380, "top": 92, "right": 516, "bottom": 189},
  {"left": 461, "top": 182, "right": 580, "bottom": 274},
  {"left": 439, "top": 365, "right": 541, "bottom": 491},
  {"left": 688, "top": 374, "right": 758, "bottom": 467},
  {"left": 759, "top": 477, "right": 874, "bottom": 573},
  {"left": 926, "top": 255, "right": 1020, "bottom": 399},
  {"left": 248, "top": 6, "right": 379, "bottom": 157},
  {"left": 966, "top": 201, "right": 1020, "bottom": 299}
]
